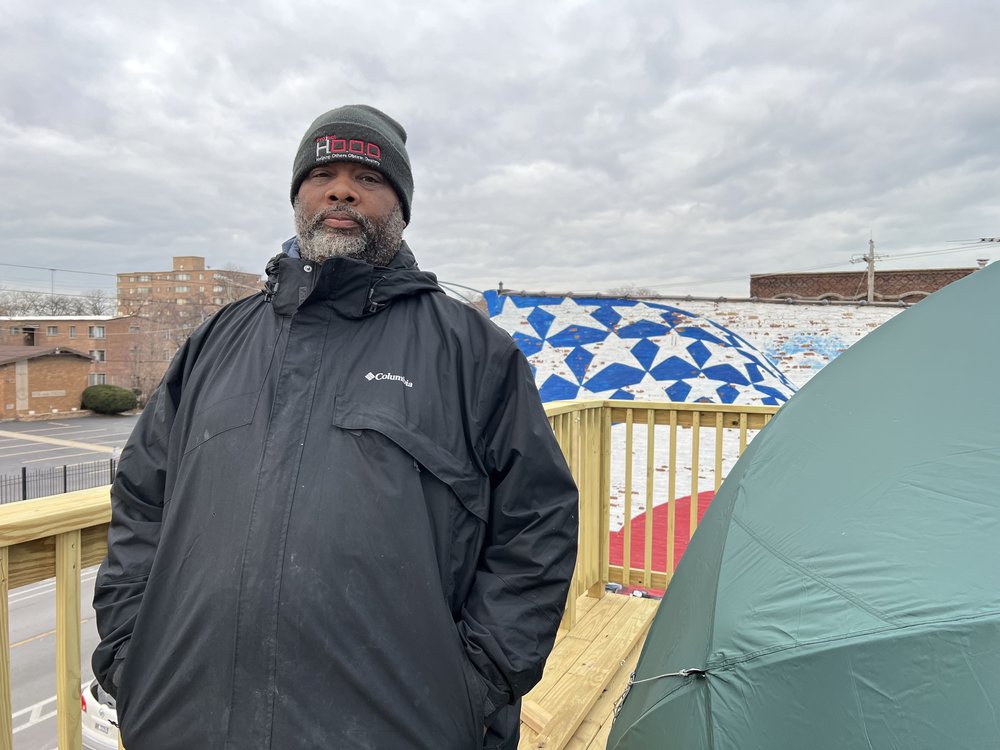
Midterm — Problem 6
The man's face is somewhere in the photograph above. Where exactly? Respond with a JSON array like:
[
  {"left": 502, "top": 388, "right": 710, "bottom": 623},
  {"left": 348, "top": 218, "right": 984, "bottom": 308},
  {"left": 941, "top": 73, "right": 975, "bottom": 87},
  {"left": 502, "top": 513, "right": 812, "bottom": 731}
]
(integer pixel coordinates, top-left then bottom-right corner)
[{"left": 294, "top": 162, "right": 405, "bottom": 266}]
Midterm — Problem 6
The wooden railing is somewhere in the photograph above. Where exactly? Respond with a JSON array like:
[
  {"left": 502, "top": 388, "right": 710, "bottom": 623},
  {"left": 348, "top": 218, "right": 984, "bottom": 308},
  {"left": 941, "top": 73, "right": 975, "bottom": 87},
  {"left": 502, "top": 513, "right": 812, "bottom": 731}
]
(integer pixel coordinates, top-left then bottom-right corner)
[
  {"left": 0, "top": 487, "right": 111, "bottom": 750},
  {"left": 549, "top": 400, "right": 778, "bottom": 627},
  {"left": 0, "top": 399, "right": 778, "bottom": 748}
]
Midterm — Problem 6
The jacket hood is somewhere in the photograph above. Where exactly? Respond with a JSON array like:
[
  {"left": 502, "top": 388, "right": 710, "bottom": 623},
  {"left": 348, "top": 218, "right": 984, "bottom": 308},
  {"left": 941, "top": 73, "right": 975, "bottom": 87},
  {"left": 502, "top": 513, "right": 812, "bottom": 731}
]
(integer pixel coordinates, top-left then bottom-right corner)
[{"left": 264, "top": 241, "right": 442, "bottom": 318}]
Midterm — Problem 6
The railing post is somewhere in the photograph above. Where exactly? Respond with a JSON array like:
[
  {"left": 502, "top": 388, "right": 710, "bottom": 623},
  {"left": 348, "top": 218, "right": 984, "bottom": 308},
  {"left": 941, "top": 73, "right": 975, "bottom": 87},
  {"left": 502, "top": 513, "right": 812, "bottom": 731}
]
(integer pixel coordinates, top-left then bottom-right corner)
[
  {"left": 20, "top": 468, "right": 26, "bottom": 503},
  {"left": 0, "top": 548, "right": 12, "bottom": 749},
  {"left": 55, "top": 530, "right": 82, "bottom": 750},
  {"left": 63, "top": 464, "right": 68, "bottom": 495},
  {"left": 598, "top": 403, "right": 612, "bottom": 592}
]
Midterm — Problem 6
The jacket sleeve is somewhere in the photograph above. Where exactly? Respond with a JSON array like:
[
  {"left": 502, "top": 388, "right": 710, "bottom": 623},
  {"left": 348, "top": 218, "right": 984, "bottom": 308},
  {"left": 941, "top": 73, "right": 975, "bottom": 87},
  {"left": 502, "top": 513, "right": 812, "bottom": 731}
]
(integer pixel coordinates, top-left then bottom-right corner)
[
  {"left": 459, "top": 342, "right": 579, "bottom": 719},
  {"left": 91, "top": 344, "right": 188, "bottom": 698}
]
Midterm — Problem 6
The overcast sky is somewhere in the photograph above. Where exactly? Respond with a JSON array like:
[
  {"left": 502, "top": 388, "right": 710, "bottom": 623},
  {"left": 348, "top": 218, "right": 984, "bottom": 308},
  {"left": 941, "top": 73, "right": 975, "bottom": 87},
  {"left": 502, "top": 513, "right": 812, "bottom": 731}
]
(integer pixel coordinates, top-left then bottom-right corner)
[{"left": 2, "top": 0, "right": 998, "bottom": 301}]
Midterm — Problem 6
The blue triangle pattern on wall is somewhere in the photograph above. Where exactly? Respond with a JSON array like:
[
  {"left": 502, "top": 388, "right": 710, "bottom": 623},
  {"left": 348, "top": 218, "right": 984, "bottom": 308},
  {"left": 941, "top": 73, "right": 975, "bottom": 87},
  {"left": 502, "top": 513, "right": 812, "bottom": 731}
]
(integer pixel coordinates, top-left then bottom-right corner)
[{"left": 488, "top": 294, "right": 798, "bottom": 405}]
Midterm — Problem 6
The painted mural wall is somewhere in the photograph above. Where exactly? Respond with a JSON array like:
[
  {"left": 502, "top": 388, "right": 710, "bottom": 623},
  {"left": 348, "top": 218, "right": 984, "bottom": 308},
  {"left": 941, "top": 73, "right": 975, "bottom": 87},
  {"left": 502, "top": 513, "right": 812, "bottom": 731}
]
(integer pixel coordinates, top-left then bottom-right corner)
[{"left": 487, "top": 291, "right": 903, "bottom": 402}]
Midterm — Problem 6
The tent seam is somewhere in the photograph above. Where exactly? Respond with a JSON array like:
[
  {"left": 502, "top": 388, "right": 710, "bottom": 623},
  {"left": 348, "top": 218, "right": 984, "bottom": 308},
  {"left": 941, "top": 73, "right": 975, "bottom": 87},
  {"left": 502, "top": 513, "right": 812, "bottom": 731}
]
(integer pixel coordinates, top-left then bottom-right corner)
[
  {"left": 706, "top": 604, "right": 1000, "bottom": 671},
  {"left": 730, "top": 512, "right": 901, "bottom": 626}
]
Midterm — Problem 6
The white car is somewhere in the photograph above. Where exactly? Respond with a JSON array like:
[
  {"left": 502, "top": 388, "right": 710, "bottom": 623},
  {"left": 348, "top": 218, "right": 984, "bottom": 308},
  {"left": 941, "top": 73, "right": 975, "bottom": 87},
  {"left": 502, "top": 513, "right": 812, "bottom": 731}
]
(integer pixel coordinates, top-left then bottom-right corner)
[{"left": 81, "top": 679, "right": 119, "bottom": 750}]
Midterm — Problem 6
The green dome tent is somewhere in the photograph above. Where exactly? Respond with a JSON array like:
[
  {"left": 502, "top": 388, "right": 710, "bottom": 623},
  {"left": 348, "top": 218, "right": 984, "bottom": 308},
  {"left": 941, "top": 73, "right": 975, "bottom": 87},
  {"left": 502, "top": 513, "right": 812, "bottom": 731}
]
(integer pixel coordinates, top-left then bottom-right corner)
[{"left": 608, "top": 262, "right": 1000, "bottom": 749}]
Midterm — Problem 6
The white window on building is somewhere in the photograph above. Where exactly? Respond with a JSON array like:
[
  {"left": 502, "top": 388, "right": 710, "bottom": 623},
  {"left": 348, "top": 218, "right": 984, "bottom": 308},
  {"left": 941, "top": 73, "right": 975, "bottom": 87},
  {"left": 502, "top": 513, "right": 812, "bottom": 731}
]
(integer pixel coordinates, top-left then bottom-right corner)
[
  {"left": 176, "top": 273, "right": 191, "bottom": 281},
  {"left": 213, "top": 285, "right": 225, "bottom": 292},
  {"left": 8, "top": 327, "right": 20, "bottom": 335},
  {"left": 137, "top": 274, "right": 152, "bottom": 282},
  {"left": 175, "top": 286, "right": 189, "bottom": 293},
  {"left": 213, "top": 298, "right": 223, "bottom": 305},
  {"left": 90, "top": 350, "right": 107, "bottom": 362},
  {"left": 69, "top": 326, "right": 77, "bottom": 338},
  {"left": 47, "top": 325, "right": 58, "bottom": 336},
  {"left": 176, "top": 298, "right": 187, "bottom": 305},
  {"left": 88, "top": 373, "right": 106, "bottom": 386},
  {"left": 88, "top": 325, "right": 106, "bottom": 339}
]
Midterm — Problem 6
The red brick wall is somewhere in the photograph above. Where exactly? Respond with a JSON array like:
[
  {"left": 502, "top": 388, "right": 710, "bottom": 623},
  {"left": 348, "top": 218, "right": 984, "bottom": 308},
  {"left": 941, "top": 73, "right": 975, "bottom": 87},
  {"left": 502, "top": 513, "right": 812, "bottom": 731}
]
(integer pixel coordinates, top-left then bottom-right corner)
[
  {"left": 0, "top": 354, "right": 91, "bottom": 420},
  {"left": 750, "top": 268, "right": 977, "bottom": 302},
  {"left": 0, "top": 316, "right": 172, "bottom": 399}
]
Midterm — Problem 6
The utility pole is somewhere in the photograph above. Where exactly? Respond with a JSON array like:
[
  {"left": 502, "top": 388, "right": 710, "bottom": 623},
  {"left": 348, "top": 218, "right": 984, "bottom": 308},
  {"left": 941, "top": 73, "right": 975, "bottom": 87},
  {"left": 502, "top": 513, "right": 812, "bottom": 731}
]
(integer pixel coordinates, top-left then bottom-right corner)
[{"left": 850, "top": 237, "right": 883, "bottom": 303}]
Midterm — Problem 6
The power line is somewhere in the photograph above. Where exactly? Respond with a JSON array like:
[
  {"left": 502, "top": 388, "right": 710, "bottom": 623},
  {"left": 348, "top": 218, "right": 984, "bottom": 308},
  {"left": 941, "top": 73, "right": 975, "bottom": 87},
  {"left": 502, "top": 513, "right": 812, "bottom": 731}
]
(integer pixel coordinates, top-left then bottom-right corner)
[
  {"left": 0, "top": 262, "right": 117, "bottom": 277},
  {"left": 571, "top": 238, "right": 996, "bottom": 294}
]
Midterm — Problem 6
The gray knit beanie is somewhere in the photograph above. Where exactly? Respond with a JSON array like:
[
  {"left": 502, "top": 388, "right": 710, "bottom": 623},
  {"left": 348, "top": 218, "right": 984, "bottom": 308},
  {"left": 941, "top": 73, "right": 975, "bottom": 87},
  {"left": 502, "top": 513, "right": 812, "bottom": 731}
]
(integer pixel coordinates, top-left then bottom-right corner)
[{"left": 290, "top": 104, "right": 413, "bottom": 224}]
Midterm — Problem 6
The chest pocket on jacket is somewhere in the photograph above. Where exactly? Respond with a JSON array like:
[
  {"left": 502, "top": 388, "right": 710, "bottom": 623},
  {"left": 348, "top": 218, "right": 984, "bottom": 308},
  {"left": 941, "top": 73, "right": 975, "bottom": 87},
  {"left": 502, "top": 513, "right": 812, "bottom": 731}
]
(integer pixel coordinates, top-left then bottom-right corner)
[
  {"left": 331, "top": 399, "right": 489, "bottom": 522},
  {"left": 182, "top": 391, "right": 259, "bottom": 455}
]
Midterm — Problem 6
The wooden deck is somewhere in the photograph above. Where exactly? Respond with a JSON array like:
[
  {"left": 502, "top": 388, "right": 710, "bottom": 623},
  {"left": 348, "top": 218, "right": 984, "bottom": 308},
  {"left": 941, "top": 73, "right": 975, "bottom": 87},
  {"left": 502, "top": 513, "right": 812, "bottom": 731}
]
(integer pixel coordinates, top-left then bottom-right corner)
[{"left": 519, "top": 593, "right": 661, "bottom": 750}]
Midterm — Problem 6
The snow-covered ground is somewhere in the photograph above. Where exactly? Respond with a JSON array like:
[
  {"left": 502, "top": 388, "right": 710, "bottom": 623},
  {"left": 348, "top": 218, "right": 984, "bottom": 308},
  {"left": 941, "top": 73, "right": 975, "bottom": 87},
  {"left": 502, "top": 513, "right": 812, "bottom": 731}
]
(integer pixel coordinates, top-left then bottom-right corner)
[{"left": 606, "top": 422, "right": 761, "bottom": 532}]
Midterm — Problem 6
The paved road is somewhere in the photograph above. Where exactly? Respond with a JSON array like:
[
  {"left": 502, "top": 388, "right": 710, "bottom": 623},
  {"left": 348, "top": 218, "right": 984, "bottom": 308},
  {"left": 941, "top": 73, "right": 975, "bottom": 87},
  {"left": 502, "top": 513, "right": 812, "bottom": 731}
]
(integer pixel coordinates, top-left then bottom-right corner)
[
  {"left": 0, "top": 414, "right": 140, "bottom": 476},
  {"left": 9, "top": 568, "right": 101, "bottom": 750}
]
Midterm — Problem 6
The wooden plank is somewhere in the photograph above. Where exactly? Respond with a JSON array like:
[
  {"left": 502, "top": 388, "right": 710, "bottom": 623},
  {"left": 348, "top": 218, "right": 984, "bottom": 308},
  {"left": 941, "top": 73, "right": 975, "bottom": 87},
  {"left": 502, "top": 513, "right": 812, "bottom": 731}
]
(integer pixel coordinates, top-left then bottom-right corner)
[
  {"left": 575, "top": 594, "right": 600, "bottom": 621},
  {"left": 599, "top": 406, "right": 612, "bottom": 588},
  {"left": 4, "top": 527, "right": 106, "bottom": 591},
  {"left": 714, "top": 412, "right": 724, "bottom": 491},
  {"left": 522, "top": 636, "right": 590, "bottom": 705},
  {"left": 567, "top": 638, "right": 644, "bottom": 750},
  {"left": 643, "top": 412, "right": 654, "bottom": 587},
  {"left": 622, "top": 410, "right": 634, "bottom": 585},
  {"left": 522, "top": 700, "right": 553, "bottom": 734},
  {"left": 0, "top": 487, "right": 110, "bottom": 548},
  {"left": 606, "top": 403, "right": 775, "bottom": 430},
  {"left": 566, "top": 592, "right": 628, "bottom": 643},
  {"left": 666, "top": 411, "right": 677, "bottom": 580},
  {"left": 55, "top": 530, "right": 82, "bottom": 750},
  {"left": 533, "top": 594, "right": 628, "bottom": 704},
  {"left": 0, "top": 548, "right": 12, "bottom": 750},
  {"left": 607, "top": 566, "right": 670, "bottom": 591},
  {"left": 518, "top": 598, "right": 658, "bottom": 750},
  {"left": 689, "top": 412, "right": 701, "bottom": 538}
]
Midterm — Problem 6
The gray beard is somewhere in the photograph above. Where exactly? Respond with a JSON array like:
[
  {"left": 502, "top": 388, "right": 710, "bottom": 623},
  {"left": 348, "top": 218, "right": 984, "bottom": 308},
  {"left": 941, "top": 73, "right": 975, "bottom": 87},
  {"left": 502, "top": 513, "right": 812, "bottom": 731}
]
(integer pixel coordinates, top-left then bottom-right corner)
[{"left": 293, "top": 200, "right": 405, "bottom": 267}]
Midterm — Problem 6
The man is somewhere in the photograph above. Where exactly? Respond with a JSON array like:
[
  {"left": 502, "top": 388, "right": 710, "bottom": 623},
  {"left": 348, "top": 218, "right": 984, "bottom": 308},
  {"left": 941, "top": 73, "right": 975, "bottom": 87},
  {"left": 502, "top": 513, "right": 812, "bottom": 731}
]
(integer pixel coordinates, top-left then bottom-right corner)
[{"left": 92, "top": 105, "right": 578, "bottom": 750}]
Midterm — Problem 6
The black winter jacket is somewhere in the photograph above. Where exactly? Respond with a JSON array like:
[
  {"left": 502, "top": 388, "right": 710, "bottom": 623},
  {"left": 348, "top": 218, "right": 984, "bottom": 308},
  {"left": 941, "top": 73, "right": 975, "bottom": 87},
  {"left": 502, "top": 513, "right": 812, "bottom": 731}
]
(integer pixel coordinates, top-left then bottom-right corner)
[{"left": 92, "top": 245, "right": 578, "bottom": 749}]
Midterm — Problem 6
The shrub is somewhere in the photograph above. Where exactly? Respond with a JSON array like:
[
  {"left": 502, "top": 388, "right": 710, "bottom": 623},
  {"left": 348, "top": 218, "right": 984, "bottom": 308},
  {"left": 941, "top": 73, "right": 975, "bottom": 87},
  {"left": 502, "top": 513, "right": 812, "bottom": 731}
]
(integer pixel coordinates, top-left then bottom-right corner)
[{"left": 82, "top": 385, "right": 138, "bottom": 414}]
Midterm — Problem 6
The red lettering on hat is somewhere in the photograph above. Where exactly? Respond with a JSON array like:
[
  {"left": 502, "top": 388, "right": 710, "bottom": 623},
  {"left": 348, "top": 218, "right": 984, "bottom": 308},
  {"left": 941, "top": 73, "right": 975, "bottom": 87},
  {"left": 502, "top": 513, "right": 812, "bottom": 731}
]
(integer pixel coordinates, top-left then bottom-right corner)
[
  {"left": 367, "top": 144, "right": 381, "bottom": 159},
  {"left": 348, "top": 139, "right": 365, "bottom": 155},
  {"left": 330, "top": 137, "right": 347, "bottom": 153}
]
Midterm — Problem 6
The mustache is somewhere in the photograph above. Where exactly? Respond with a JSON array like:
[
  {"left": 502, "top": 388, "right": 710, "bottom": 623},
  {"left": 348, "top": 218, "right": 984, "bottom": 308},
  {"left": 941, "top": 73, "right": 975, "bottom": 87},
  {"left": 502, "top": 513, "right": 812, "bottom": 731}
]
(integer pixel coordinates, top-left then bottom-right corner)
[{"left": 310, "top": 206, "right": 371, "bottom": 231}]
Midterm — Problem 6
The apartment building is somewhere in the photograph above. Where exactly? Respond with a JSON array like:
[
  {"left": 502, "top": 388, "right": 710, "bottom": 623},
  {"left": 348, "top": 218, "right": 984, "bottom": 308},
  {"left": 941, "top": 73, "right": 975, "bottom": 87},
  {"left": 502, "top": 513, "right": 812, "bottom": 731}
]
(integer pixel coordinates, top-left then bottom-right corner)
[
  {"left": 0, "top": 315, "right": 161, "bottom": 390},
  {"left": 117, "top": 255, "right": 261, "bottom": 317}
]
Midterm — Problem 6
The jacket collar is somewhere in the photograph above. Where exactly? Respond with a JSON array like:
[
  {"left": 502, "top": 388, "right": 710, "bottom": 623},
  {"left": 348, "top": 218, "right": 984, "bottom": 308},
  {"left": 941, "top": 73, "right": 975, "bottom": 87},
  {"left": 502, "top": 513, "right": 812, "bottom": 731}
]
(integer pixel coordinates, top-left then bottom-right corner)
[{"left": 264, "top": 241, "right": 441, "bottom": 318}]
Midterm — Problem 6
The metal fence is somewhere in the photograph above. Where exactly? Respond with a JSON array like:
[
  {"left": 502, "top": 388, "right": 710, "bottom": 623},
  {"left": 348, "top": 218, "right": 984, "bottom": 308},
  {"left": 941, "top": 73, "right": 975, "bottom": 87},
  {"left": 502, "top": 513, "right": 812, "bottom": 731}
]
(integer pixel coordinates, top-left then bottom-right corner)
[{"left": 0, "top": 459, "right": 118, "bottom": 503}]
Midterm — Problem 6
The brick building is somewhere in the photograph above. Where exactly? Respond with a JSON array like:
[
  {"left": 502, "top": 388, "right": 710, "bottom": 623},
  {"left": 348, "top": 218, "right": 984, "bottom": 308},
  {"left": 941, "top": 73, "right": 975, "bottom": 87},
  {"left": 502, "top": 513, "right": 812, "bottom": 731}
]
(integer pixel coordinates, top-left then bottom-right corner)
[
  {"left": 750, "top": 267, "right": 981, "bottom": 303},
  {"left": 117, "top": 255, "right": 261, "bottom": 318},
  {"left": 0, "top": 346, "right": 93, "bottom": 420},
  {"left": 0, "top": 315, "right": 171, "bottom": 404}
]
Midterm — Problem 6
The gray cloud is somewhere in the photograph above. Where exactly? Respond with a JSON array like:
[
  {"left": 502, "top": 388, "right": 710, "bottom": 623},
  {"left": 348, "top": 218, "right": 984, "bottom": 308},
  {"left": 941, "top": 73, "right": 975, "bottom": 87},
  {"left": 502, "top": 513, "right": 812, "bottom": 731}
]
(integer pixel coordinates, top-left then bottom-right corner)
[{"left": 1, "top": 0, "right": 997, "bottom": 299}]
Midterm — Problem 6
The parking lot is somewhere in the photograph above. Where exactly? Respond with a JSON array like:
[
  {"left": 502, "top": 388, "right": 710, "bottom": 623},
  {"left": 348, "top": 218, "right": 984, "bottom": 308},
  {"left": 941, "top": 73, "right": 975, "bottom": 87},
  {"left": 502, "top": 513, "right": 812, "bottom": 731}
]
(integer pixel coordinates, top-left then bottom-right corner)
[{"left": 0, "top": 414, "right": 140, "bottom": 476}]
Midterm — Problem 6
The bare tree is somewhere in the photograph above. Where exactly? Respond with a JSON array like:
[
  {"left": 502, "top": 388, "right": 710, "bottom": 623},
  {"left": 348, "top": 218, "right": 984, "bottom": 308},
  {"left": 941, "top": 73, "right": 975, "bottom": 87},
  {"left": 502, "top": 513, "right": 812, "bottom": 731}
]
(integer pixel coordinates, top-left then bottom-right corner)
[
  {"left": 0, "top": 287, "right": 114, "bottom": 316},
  {"left": 604, "top": 284, "right": 658, "bottom": 297}
]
